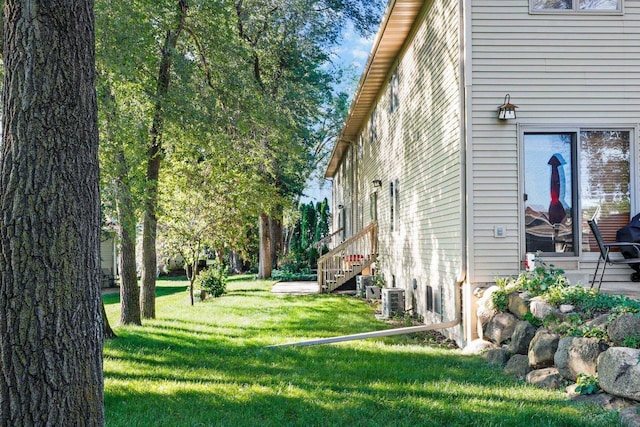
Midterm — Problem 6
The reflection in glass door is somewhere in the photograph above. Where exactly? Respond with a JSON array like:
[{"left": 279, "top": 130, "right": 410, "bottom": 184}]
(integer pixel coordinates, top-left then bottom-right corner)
[{"left": 524, "top": 133, "right": 577, "bottom": 255}]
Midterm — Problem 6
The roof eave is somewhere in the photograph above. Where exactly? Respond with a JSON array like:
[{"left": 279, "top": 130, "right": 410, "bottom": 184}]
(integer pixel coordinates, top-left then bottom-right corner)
[{"left": 324, "top": 0, "right": 423, "bottom": 178}]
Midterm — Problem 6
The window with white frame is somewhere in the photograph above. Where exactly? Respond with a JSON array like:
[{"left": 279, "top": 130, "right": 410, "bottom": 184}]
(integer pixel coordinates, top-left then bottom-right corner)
[
  {"left": 531, "top": 0, "right": 621, "bottom": 12},
  {"left": 389, "top": 179, "right": 399, "bottom": 232},
  {"left": 523, "top": 129, "right": 632, "bottom": 256},
  {"left": 389, "top": 68, "right": 399, "bottom": 114},
  {"left": 369, "top": 107, "right": 377, "bottom": 144}
]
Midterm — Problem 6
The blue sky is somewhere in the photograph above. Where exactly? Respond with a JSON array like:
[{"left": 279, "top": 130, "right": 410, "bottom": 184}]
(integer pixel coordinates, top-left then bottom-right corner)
[{"left": 301, "top": 23, "right": 376, "bottom": 205}]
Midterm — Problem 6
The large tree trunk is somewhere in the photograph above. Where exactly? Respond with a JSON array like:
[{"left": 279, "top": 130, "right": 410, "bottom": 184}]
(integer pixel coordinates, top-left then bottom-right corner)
[
  {"left": 269, "top": 214, "right": 283, "bottom": 270},
  {"left": 115, "top": 151, "right": 141, "bottom": 325},
  {"left": 258, "top": 213, "right": 272, "bottom": 279},
  {"left": 140, "top": 0, "right": 188, "bottom": 319},
  {"left": 0, "top": 1, "right": 104, "bottom": 424},
  {"left": 102, "top": 302, "right": 118, "bottom": 340}
]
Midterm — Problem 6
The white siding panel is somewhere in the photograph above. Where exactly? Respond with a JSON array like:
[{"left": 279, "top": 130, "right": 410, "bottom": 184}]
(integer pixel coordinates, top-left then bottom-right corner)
[
  {"left": 470, "top": 0, "right": 640, "bottom": 282},
  {"left": 354, "top": 0, "right": 463, "bottom": 329}
]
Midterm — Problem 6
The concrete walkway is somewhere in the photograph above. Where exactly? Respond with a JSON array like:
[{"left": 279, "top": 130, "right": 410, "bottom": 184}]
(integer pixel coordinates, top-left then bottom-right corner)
[{"left": 271, "top": 281, "right": 319, "bottom": 295}]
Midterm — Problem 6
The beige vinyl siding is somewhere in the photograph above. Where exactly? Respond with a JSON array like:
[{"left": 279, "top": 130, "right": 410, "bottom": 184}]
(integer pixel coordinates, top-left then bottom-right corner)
[
  {"left": 355, "top": 0, "right": 462, "bottom": 325},
  {"left": 470, "top": 0, "right": 640, "bottom": 283}
]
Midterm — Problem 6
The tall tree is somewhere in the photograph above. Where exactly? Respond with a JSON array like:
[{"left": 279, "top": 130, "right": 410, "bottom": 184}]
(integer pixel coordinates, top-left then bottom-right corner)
[
  {"left": 234, "top": 0, "right": 384, "bottom": 278},
  {"left": 0, "top": 1, "right": 104, "bottom": 424}
]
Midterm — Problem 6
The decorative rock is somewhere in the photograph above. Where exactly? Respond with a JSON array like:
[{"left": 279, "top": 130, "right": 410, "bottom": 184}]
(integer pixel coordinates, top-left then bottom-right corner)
[
  {"left": 598, "top": 347, "right": 640, "bottom": 402},
  {"left": 620, "top": 406, "right": 640, "bottom": 427},
  {"left": 528, "top": 329, "right": 560, "bottom": 368},
  {"left": 554, "top": 336, "right": 608, "bottom": 381},
  {"left": 508, "top": 293, "right": 529, "bottom": 318},
  {"left": 571, "top": 393, "right": 635, "bottom": 412},
  {"left": 586, "top": 313, "right": 610, "bottom": 329},
  {"left": 607, "top": 314, "right": 640, "bottom": 344},
  {"left": 504, "top": 354, "right": 531, "bottom": 380},
  {"left": 526, "top": 367, "right": 563, "bottom": 389},
  {"left": 483, "top": 348, "right": 510, "bottom": 367},
  {"left": 476, "top": 286, "right": 499, "bottom": 337},
  {"left": 509, "top": 320, "right": 538, "bottom": 355},
  {"left": 461, "top": 339, "right": 497, "bottom": 355},
  {"left": 559, "top": 304, "right": 575, "bottom": 314},
  {"left": 484, "top": 312, "right": 518, "bottom": 345},
  {"left": 529, "top": 297, "right": 562, "bottom": 322}
]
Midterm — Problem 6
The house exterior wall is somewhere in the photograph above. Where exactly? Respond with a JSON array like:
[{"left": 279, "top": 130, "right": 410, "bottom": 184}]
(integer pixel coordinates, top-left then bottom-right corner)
[
  {"left": 335, "top": 0, "right": 465, "bottom": 341},
  {"left": 469, "top": 0, "right": 640, "bottom": 284}
]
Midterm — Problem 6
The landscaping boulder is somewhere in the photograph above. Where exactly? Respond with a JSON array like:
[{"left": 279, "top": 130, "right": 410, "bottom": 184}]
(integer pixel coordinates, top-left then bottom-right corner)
[
  {"left": 586, "top": 313, "right": 610, "bottom": 329},
  {"left": 476, "top": 286, "right": 499, "bottom": 337},
  {"left": 508, "top": 293, "right": 529, "bottom": 318},
  {"left": 526, "top": 367, "right": 563, "bottom": 389},
  {"left": 607, "top": 314, "right": 640, "bottom": 344},
  {"left": 509, "top": 320, "right": 537, "bottom": 355},
  {"left": 620, "top": 407, "right": 640, "bottom": 427},
  {"left": 504, "top": 354, "right": 531, "bottom": 380},
  {"left": 528, "top": 329, "right": 560, "bottom": 368},
  {"left": 461, "top": 338, "right": 496, "bottom": 355},
  {"left": 559, "top": 304, "right": 575, "bottom": 314},
  {"left": 571, "top": 393, "right": 635, "bottom": 412},
  {"left": 529, "top": 297, "right": 562, "bottom": 322},
  {"left": 484, "top": 312, "right": 518, "bottom": 345},
  {"left": 554, "top": 337, "right": 608, "bottom": 381},
  {"left": 598, "top": 347, "right": 640, "bottom": 402},
  {"left": 483, "top": 348, "right": 510, "bottom": 367}
]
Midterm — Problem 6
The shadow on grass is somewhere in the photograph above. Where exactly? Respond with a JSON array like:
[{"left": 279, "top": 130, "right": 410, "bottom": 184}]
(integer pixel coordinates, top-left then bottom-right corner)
[
  {"left": 103, "top": 280, "right": 618, "bottom": 427},
  {"left": 104, "top": 328, "right": 613, "bottom": 427},
  {"left": 102, "top": 285, "right": 188, "bottom": 306}
]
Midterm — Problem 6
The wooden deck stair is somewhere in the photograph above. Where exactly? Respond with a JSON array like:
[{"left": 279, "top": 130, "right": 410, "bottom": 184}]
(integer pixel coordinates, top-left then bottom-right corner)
[{"left": 317, "top": 222, "right": 378, "bottom": 293}]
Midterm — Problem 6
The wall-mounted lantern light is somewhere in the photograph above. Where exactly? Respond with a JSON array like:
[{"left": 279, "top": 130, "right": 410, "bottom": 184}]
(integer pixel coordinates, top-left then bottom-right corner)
[
  {"left": 497, "top": 94, "right": 518, "bottom": 120},
  {"left": 372, "top": 179, "right": 382, "bottom": 188}
]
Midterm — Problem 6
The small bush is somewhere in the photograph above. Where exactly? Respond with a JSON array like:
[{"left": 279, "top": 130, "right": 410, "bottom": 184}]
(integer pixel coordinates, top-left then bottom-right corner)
[
  {"left": 271, "top": 269, "right": 317, "bottom": 282},
  {"left": 575, "top": 373, "right": 600, "bottom": 395},
  {"left": 195, "top": 265, "right": 227, "bottom": 298}
]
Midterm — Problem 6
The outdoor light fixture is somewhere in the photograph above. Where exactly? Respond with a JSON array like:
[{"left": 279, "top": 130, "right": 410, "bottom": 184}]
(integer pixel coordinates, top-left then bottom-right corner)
[
  {"left": 372, "top": 179, "right": 382, "bottom": 188},
  {"left": 497, "top": 94, "right": 518, "bottom": 120},
  {"left": 338, "top": 204, "right": 344, "bottom": 210}
]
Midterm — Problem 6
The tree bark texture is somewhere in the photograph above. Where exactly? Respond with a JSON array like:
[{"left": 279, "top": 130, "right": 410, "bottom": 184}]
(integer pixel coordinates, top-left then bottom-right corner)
[
  {"left": 269, "top": 215, "right": 282, "bottom": 270},
  {"left": 0, "top": 1, "right": 104, "bottom": 425},
  {"left": 115, "top": 150, "right": 141, "bottom": 325},
  {"left": 140, "top": 0, "right": 188, "bottom": 319},
  {"left": 258, "top": 213, "right": 272, "bottom": 279}
]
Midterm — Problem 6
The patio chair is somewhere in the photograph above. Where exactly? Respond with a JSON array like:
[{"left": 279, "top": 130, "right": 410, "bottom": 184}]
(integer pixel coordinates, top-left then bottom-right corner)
[{"left": 588, "top": 219, "right": 640, "bottom": 290}]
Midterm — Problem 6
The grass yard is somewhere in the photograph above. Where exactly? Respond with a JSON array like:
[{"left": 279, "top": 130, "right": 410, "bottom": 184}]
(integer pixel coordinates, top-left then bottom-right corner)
[{"left": 103, "top": 276, "right": 620, "bottom": 427}]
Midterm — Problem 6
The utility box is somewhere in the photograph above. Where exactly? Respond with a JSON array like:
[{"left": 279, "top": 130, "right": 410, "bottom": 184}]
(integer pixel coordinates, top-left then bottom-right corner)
[
  {"left": 356, "top": 275, "right": 373, "bottom": 298},
  {"left": 381, "top": 288, "right": 405, "bottom": 318},
  {"left": 365, "top": 285, "right": 381, "bottom": 300}
]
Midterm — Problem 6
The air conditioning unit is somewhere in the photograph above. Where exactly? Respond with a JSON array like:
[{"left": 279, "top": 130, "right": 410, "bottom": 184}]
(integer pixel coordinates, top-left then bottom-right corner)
[
  {"left": 356, "top": 275, "right": 373, "bottom": 298},
  {"left": 382, "top": 288, "right": 405, "bottom": 318},
  {"left": 365, "top": 285, "right": 381, "bottom": 300}
]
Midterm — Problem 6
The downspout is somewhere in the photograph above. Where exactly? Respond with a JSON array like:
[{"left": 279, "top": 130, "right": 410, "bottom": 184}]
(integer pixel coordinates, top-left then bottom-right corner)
[
  {"left": 266, "top": 275, "right": 464, "bottom": 348},
  {"left": 266, "top": 0, "right": 471, "bottom": 350}
]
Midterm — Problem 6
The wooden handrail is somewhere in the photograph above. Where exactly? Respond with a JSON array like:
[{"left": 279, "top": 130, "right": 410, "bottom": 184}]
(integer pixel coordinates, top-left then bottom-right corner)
[
  {"left": 314, "top": 227, "right": 343, "bottom": 252},
  {"left": 317, "top": 222, "right": 378, "bottom": 293}
]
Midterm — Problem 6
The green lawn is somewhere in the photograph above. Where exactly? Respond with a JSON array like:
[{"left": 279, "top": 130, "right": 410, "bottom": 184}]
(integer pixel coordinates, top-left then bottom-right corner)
[{"left": 103, "top": 276, "right": 620, "bottom": 427}]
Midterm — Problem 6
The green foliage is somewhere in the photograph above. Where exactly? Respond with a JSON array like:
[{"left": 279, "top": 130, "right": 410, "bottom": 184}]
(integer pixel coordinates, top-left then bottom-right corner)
[
  {"left": 513, "top": 260, "right": 567, "bottom": 296},
  {"left": 492, "top": 290, "right": 510, "bottom": 312},
  {"left": 194, "top": 265, "right": 228, "bottom": 298},
  {"left": 287, "top": 199, "right": 331, "bottom": 271},
  {"left": 271, "top": 269, "right": 317, "bottom": 282},
  {"left": 622, "top": 335, "right": 640, "bottom": 349},
  {"left": 491, "top": 277, "right": 512, "bottom": 312},
  {"left": 372, "top": 274, "right": 386, "bottom": 288},
  {"left": 575, "top": 373, "right": 600, "bottom": 395},
  {"left": 521, "top": 311, "right": 543, "bottom": 327}
]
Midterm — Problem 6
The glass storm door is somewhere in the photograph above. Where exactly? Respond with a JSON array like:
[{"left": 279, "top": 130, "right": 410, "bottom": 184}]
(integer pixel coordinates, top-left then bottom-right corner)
[{"left": 524, "top": 133, "right": 577, "bottom": 255}]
